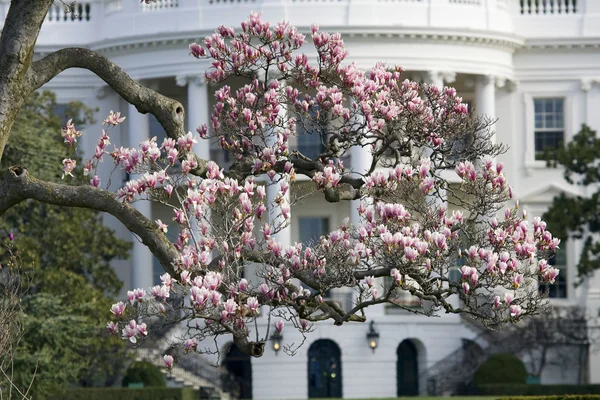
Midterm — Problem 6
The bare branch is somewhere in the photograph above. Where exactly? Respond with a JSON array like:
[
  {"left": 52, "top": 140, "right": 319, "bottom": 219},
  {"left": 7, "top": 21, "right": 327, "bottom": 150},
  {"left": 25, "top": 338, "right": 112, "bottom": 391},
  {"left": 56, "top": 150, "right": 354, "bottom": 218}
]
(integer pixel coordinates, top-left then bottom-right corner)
[
  {"left": 0, "top": 166, "right": 180, "bottom": 277},
  {"left": 27, "top": 47, "right": 208, "bottom": 176}
]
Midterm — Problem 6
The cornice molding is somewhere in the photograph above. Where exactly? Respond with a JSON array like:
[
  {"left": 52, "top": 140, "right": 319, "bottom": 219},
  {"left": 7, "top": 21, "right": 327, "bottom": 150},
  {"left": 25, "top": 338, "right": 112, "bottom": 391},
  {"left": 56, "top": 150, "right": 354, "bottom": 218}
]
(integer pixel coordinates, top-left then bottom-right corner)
[
  {"left": 33, "top": 27, "right": 524, "bottom": 57},
  {"left": 521, "top": 37, "right": 600, "bottom": 50}
]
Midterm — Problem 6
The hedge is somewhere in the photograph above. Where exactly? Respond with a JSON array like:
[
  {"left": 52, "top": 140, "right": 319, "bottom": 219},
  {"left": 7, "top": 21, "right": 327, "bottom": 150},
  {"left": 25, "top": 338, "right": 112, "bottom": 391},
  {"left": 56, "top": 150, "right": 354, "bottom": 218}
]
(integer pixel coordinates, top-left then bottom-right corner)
[
  {"left": 475, "top": 384, "right": 600, "bottom": 396},
  {"left": 474, "top": 353, "right": 528, "bottom": 385},
  {"left": 122, "top": 361, "right": 166, "bottom": 388},
  {"left": 44, "top": 388, "right": 198, "bottom": 400},
  {"left": 499, "top": 396, "right": 600, "bottom": 400}
]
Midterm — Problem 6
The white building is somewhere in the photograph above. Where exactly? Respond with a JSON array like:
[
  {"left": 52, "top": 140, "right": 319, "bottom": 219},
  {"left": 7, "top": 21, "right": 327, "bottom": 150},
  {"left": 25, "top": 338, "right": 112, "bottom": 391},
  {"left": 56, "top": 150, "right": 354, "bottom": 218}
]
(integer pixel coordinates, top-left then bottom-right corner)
[{"left": 5, "top": 0, "right": 600, "bottom": 398}]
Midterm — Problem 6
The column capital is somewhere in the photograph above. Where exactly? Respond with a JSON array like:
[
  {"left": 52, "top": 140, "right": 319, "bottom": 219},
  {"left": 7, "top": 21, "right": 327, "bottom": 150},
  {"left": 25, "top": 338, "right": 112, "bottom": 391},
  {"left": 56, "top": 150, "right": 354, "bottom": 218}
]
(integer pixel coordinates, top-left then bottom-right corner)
[
  {"left": 426, "top": 70, "right": 455, "bottom": 87},
  {"left": 477, "top": 74, "right": 495, "bottom": 86},
  {"left": 175, "top": 74, "right": 207, "bottom": 88},
  {"left": 581, "top": 78, "right": 599, "bottom": 92}
]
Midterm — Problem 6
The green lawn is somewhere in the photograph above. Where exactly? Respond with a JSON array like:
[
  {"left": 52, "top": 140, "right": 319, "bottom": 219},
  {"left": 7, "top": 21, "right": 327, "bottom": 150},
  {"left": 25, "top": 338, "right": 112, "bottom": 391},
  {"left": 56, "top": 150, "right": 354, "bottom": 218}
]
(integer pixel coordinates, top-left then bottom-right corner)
[{"left": 309, "top": 397, "right": 498, "bottom": 400}]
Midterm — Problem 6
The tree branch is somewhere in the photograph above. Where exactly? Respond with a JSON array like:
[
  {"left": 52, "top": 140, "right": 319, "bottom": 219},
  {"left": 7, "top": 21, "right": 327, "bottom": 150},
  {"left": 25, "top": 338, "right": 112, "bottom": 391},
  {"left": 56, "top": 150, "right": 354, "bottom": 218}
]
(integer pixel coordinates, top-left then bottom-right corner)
[
  {"left": 0, "top": 166, "right": 180, "bottom": 277},
  {"left": 0, "top": 0, "right": 55, "bottom": 161},
  {"left": 26, "top": 47, "right": 208, "bottom": 176}
]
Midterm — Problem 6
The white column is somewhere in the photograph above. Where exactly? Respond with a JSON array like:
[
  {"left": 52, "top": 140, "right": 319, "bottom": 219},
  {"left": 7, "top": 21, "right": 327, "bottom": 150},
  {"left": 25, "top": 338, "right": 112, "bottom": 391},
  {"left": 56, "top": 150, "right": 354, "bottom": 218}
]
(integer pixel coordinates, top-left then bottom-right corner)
[
  {"left": 267, "top": 86, "right": 291, "bottom": 249},
  {"left": 350, "top": 98, "right": 373, "bottom": 228},
  {"left": 426, "top": 71, "right": 455, "bottom": 208},
  {"left": 475, "top": 75, "right": 497, "bottom": 143},
  {"left": 349, "top": 145, "right": 372, "bottom": 228},
  {"left": 176, "top": 74, "right": 211, "bottom": 161},
  {"left": 128, "top": 103, "right": 154, "bottom": 290}
]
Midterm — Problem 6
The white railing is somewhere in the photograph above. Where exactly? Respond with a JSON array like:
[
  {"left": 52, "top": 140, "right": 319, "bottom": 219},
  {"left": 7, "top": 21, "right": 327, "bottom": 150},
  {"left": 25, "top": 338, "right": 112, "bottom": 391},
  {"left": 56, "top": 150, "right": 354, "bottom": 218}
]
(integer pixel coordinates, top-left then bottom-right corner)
[
  {"left": 105, "top": 0, "right": 122, "bottom": 14},
  {"left": 520, "top": 0, "right": 578, "bottom": 14},
  {"left": 141, "top": 0, "right": 179, "bottom": 11},
  {"left": 207, "top": 0, "right": 257, "bottom": 4},
  {"left": 449, "top": 0, "right": 482, "bottom": 5},
  {"left": 46, "top": 1, "right": 93, "bottom": 22}
]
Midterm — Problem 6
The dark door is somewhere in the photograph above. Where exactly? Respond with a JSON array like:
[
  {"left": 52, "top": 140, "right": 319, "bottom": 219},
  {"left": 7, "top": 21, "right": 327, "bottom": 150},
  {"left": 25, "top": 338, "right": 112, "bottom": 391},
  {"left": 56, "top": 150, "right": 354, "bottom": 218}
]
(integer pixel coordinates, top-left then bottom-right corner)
[
  {"left": 223, "top": 343, "right": 252, "bottom": 399},
  {"left": 397, "top": 340, "right": 419, "bottom": 396},
  {"left": 308, "top": 339, "right": 342, "bottom": 398}
]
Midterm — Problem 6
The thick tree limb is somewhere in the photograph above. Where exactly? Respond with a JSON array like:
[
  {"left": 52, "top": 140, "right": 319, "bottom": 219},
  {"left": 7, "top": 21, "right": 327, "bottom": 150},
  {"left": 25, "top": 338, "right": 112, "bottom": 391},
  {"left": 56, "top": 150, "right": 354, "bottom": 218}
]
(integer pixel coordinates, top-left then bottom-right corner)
[
  {"left": 27, "top": 47, "right": 208, "bottom": 176},
  {"left": 0, "top": 0, "right": 54, "bottom": 162},
  {"left": 0, "top": 166, "right": 180, "bottom": 277}
]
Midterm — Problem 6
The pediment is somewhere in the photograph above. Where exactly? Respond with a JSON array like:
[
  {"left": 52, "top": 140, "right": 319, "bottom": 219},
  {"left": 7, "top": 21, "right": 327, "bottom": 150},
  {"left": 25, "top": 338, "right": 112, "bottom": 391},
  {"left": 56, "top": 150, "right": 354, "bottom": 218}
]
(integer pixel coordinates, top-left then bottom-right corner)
[{"left": 518, "top": 182, "right": 581, "bottom": 204}]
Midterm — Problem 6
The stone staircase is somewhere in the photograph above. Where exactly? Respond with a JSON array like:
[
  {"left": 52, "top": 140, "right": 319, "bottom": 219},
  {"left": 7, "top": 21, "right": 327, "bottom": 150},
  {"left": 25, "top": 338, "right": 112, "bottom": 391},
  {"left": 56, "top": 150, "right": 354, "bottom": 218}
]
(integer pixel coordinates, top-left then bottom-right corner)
[{"left": 134, "top": 323, "right": 235, "bottom": 399}]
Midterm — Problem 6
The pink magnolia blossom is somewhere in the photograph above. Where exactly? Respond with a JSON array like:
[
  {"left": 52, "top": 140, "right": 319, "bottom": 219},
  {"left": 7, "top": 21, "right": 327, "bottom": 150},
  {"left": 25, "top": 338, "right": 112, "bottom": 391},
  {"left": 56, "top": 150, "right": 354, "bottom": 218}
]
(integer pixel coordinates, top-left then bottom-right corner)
[
  {"left": 110, "top": 301, "right": 126, "bottom": 318},
  {"left": 164, "top": 355, "right": 174, "bottom": 370},
  {"left": 275, "top": 320, "right": 284, "bottom": 334},
  {"left": 62, "top": 158, "right": 76, "bottom": 179},
  {"left": 103, "top": 110, "right": 126, "bottom": 126}
]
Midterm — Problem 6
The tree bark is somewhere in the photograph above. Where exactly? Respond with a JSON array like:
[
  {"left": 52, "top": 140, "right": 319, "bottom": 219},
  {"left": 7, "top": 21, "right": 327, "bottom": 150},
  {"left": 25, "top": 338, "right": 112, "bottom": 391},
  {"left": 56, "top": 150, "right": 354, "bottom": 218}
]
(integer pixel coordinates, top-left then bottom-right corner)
[{"left": 0, "top": 0, "right": 54, "bottom": 161}]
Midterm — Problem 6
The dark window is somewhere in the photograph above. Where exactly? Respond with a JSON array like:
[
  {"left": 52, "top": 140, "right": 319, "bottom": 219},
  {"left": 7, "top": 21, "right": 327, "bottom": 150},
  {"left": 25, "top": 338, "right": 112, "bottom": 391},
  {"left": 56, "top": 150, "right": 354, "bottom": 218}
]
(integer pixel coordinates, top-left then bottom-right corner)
[
  {"left": 534, "top": 98, "right": 564, "bottom": 160},
  {"left": 299, "top": 217, "right": 329, "bottom": 245},
  {"left": 539, "top": 247, "right": 567, "bottom": 299},
  {"left": 296, "top": 108, "right": 326, "bottom": 160},
  {"left": 299, "top": 217, "right": 330, "bottom": 296}
]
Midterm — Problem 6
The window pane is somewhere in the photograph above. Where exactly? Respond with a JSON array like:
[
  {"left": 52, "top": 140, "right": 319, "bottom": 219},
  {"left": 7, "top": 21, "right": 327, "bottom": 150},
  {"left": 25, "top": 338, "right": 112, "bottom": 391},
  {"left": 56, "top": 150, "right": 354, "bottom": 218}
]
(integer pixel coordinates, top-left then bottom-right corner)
[
  {"left": 299, "top": 217, "right": 330, "bottom": 245},
  {"left": 535, "top": 115, "right": 544, "bottom": 129},
  {"left": 535, "top": 130, "right": 564, "bottom": 159},
  {"left": 545, "top": 99, "right": 554, "bottom": 113},
  {"left": 555, "top": 114, "right": 564, "bottom": 128},
  {"left": 296, "top": 108, "right": 326, "bottom": 159},
  {"left": 540, "top": 247, "right": 567, "bottom": 299},
  {"left": 534, "top": 99, "right": 544, "bottom": 114}
]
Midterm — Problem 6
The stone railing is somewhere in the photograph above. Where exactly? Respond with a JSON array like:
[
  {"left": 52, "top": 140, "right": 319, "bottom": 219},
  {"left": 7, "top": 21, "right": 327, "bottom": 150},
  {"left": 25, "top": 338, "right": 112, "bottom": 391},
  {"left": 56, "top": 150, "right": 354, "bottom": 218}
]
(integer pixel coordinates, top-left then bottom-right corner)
[
  {"left": 511, "top": 0, "right": 594, "bottom": 38},
  {"left": 519, "top": 0, "right": 578, "bottom": 15}
]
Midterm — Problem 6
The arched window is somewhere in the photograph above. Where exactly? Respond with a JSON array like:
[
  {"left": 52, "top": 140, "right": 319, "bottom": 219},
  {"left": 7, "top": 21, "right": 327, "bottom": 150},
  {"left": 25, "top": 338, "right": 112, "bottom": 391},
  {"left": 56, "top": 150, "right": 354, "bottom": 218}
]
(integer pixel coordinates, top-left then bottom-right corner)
[{"left": 307, "top": 339, "right": 342, "bottom": 398}]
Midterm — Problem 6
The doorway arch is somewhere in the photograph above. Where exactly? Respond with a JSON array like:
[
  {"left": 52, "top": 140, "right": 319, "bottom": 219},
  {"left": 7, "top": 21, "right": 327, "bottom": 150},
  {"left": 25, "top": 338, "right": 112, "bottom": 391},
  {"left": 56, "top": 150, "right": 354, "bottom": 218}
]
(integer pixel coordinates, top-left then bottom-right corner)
[
  {"left": 307, "top": 339, "right": 342, "bottom": 398},
  {"left": 223, "top": 343, "right": 252, "bottom": 399},
  {"left": 397, "top": 339, "right": 419, "bottom": 396}
]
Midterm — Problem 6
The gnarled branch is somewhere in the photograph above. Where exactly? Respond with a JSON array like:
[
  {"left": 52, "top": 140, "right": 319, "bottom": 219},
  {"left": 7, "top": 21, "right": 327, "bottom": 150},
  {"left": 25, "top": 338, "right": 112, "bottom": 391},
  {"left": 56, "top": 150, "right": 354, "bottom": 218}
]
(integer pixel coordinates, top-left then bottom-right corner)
[
  {"left": 0, "top": 166, "right": 180, "bottom": 277},
  {"left": 27, "top": 47, "right": 208, "bottom": 176}
]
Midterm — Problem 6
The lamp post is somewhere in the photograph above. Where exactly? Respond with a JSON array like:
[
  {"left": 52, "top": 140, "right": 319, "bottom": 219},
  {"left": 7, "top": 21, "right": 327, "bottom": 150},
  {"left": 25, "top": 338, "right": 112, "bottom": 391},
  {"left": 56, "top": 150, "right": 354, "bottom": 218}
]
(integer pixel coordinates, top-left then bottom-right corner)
[
  {"left": 366, "top": 320, "right": 380, "bottom": 353},
  {"left": 271, "top": 333, "right": 283, "bottom": 355}
]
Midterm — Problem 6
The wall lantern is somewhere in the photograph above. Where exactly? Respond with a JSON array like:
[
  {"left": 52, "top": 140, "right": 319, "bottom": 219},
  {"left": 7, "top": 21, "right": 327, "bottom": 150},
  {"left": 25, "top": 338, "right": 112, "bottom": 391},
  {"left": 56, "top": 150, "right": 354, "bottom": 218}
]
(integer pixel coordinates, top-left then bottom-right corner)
[
  {"left": 271, "top": 333, "right": 283, "bottom": 355},
  {"left": 366, "top": 320, "right": 380, "bottom": 353}
]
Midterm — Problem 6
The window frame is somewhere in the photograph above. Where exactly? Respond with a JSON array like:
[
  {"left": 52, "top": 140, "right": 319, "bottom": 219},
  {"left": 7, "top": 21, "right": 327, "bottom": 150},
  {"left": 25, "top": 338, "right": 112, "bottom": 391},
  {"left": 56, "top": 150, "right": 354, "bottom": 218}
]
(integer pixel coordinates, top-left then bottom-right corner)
[
  {"left": 525, "top": 205, "right": 575, "bottom": 304},
  {"left": 533, "top": 97, "right": 566, "bottom": 161},
  {"left": 523, "top": 92, "right": 574, "bottom": 169}
]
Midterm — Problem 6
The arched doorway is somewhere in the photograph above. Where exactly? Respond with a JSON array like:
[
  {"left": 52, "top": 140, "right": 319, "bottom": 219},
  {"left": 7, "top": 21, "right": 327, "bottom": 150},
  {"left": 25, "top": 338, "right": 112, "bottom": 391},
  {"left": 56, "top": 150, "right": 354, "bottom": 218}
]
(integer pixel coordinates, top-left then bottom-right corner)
[
  {"left": 307, "top": 339, "right": 342, "bottom": 398},
  {"left": 397, "top": 340, "right": 419, "bottom": 396},
  {"left": 223, "top": 343, "right": 252, "bottom": 399}
]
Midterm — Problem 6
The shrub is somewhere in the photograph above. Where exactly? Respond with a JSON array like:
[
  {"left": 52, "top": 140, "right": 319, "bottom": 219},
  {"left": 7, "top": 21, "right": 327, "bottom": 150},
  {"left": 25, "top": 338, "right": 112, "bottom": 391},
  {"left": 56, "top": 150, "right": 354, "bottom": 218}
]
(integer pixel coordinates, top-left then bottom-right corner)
[
  {"left": 122, "top": 361, "right": 166, "bottom": 388},
  {"left": 44, "top": 388, "right": 197, "bottom": 400},
  {"left": 474, "top": 353, "right": 528, "bottom": 385},
  {"left": 476, "top": 384, "right": 600, "bottom": 396},
  {"left": 499, "top": 396, "right": 600, "bottom": 400}
]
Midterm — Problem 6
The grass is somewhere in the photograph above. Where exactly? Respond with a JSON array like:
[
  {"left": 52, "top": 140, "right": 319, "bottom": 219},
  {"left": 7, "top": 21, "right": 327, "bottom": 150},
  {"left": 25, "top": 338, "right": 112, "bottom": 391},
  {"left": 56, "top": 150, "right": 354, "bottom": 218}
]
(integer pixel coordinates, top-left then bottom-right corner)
[{"left": 309, "top": 397, "right": 498, "bottom": 400}]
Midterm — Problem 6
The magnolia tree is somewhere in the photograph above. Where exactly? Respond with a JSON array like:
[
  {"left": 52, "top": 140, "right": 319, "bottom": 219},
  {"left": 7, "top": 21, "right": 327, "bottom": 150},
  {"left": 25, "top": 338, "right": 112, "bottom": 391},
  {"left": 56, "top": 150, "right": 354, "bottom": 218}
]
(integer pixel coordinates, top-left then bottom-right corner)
[{"left": 0, "top": 2, "right": 560, "bottom": 365}]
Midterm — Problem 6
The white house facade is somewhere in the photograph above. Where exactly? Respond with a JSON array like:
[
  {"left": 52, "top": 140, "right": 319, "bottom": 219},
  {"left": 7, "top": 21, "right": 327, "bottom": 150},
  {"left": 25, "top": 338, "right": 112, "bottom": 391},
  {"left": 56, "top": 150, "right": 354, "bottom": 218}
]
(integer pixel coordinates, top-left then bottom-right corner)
[{"left": 4, "top": 0, "right": 600, "bottom": 398}]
